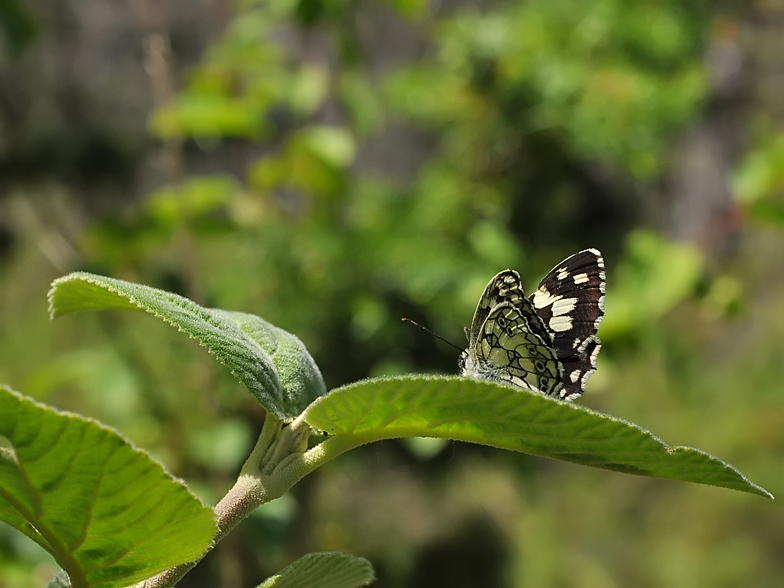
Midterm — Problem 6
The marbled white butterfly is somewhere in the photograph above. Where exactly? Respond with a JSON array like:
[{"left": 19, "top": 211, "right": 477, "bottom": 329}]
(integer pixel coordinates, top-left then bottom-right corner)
[{"left": 459, "top": 249, "right": 605, "bottom": 400}]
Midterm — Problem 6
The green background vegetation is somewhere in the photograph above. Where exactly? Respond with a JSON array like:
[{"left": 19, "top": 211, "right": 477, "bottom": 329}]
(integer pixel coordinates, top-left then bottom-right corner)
[{"left": 2, "top": 0, "right": 784, "bottom": 586}]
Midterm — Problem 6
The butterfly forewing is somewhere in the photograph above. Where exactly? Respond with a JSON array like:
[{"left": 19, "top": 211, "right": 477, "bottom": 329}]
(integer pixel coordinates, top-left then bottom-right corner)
[
  {"left": 466, "top": 270, "right": 526, "bottom": 348},
  {"left": 530, "top": 248, "right": 605, "bottom": 399}
]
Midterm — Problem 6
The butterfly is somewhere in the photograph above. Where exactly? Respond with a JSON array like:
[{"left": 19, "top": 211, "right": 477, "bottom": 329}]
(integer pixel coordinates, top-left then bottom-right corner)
[{"left": 459, "top": 249, "right": 605, "bottom": 400}]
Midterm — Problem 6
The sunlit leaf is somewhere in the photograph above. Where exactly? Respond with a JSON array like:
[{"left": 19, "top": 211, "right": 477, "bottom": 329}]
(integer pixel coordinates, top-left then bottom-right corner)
[
  {"left": 0, "top": 386, "right": 216, "bottom": 588},
  {"left": 48, "top": 273, "right": 326, "bottom": 421},
  {"left": 304, "top": 376, "right": 772, "bottom": 499}
]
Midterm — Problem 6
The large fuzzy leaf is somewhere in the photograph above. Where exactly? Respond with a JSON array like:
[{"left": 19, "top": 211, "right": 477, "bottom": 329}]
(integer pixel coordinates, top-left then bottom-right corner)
[
  {"left": 0, "top": 386, "right": 216, "bottom": 588},
  {"left": 304, "top": 376, "right": 772, "bottom": 499},
  {"left": 48, "top": 272, "right": 326, "bottom": 421}
]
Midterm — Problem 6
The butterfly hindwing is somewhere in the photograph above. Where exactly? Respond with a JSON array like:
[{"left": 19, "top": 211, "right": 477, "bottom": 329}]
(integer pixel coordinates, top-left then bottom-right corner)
[
  {"left": 475, "top": 300, "right": 563, "bottom": 395},
  {"left": 529, "top": 249, "right": 605, "bottom": 399}
]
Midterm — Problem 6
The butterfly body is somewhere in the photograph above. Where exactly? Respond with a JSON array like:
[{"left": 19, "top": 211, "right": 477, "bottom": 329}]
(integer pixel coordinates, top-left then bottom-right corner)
[{"left": 460, "top": 249, "right": 605, "bottom": 400}]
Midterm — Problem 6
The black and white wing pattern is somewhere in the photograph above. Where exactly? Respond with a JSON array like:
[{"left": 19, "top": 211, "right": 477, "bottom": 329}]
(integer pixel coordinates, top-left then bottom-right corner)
[
  {"left": 459, "top": 271, "right": 563, "bottom": 395},
  {"left": 464, "top": 269, "right": 526, "bottom": 350},
  {"left": 459, "top": 249, "right": 605, "bottom": 400},
  {"left": 529, "top": 248, "right": 605, "bottom": 400}
]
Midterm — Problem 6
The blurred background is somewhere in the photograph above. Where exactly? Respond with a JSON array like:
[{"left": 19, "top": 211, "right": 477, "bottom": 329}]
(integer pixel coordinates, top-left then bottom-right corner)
[{"left": 1, "top": 0, "right": 784, "bottom": 586}]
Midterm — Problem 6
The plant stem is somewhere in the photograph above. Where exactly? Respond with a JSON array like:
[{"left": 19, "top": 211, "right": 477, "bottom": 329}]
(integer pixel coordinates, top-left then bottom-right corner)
[
  {"left": 133, "top": 414, "right": 415, "bottom": 587},
  {"left": 135, "top": 414, "right": 322, "bottom": 588}
]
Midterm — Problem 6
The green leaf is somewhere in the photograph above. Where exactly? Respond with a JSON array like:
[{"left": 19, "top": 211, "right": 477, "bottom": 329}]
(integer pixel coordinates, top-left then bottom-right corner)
[
  {"left": 48, "top": 273, "right": 326, "bottom": 421},
  {"left": 304, "top": 376, "right": 773, "bottom": 499},
  {"left": 257, "top": 552, "right": 375, "bottom": 588},
  {"left": 0, "top": 385, "right": 216, "bottom": 588}
]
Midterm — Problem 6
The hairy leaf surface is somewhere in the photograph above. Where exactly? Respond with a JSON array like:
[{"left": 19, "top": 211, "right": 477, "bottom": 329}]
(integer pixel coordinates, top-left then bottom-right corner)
[
  {"left": 258, "top": 552, "right": 374, "bottom": 588},
  {"left": 0, "top": 386, "right": 216, "bottom": 588},
  {"left": 305, "top": 376, "right": 772, "bottom": 499},
  {"left": 48, "top": 272, "right": 325, "bottom": 420}
]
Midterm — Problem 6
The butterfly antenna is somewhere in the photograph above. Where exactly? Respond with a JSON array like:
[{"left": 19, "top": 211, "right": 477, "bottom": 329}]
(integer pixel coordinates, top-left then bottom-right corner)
[{"left": 401, "top": 318, "right": 463, "bottom": 352}]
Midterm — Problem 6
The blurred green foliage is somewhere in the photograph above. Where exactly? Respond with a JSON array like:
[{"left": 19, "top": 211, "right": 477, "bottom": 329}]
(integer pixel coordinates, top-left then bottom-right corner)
[
  {"left": 0, "top": 0, "right": 36, "bottom": 55},
  {"left": 386, "top": 0, "right": 709, "bottom": 177},
  {"left": 2, "top": 0, "right": 784, "bottom": 586},
  {"left": 735, "top": 130, "right": 784, "bottom": 227}
]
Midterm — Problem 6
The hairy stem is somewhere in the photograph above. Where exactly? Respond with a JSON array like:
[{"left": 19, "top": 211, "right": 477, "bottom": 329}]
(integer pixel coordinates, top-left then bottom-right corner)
[
  {"left": 133, "top": 414, "right": 366, "bottom": 588},
  {"left": 135, "top": 415, "right": 292, "bottom": 588}
]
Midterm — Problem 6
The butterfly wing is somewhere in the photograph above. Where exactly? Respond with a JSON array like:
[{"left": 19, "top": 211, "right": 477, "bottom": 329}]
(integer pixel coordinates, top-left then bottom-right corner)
[
  {"left": 466, "top": 270, "right": 526, "bottom": 349},
  {"left": 472, "top": 300, "right": 563, "bottom": 396},
  {"left": 529, "top": 249, "right": 605, "bottom": 399}
]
